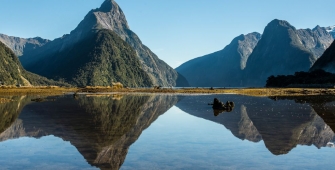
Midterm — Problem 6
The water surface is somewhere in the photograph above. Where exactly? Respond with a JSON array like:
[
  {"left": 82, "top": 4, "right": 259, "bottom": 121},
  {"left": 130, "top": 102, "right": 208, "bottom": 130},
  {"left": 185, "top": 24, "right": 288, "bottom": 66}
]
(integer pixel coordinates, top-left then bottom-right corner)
[{"left": 0, "top": 94, "right": 334, "bottom": 169}]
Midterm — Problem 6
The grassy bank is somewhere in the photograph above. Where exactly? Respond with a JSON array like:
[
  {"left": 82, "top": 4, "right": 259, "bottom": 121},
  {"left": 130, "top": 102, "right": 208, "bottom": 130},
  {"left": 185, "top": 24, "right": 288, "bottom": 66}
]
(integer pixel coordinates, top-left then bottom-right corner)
[
  {"left": 77, "top": 87, "right": 335, "bottom": 97},
  {"left": 0, "top": 86, "right": 77, "bottom": 95},
  {"left": 0, "top": 86, "right": 335, "bottom": 97}
]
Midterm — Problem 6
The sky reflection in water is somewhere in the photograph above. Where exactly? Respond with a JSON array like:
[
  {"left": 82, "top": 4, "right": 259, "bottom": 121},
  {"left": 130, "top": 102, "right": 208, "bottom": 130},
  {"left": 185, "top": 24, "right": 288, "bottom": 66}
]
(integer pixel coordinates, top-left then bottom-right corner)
[{"left": 0, "top": 94, "right": 334, "bottom": 170}]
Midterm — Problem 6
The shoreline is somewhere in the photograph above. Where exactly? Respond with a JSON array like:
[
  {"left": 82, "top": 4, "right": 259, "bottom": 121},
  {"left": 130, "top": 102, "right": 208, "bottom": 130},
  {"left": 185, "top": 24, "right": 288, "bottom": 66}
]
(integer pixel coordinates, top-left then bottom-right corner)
[{"left": 0, "top": 87, "right": 334, "bottom": 97}]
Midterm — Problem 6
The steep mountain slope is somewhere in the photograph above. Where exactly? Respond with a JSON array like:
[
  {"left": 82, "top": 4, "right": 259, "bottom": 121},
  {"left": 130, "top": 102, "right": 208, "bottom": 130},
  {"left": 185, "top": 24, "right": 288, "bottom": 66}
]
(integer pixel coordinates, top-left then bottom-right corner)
[
  {"left": 19, "top": 0, "right": 183, "bottom": 87},
  {"left": 176, "top": 32, "right": 261, "bottom": 87},
  {"left": 244, "top": 19, "right": 333, "bottom": 87},
  {"left": 0, "top": 34, "right": 49, "bottom": 57},
  {"left": 26, "top": 29, "right": 152, "bottom": 87},
  {"left": 0, "top": 41, "right": 68, "bottom": 86},
  {"left": 310, "top": 40, "right": 335, "bottom": 72}
]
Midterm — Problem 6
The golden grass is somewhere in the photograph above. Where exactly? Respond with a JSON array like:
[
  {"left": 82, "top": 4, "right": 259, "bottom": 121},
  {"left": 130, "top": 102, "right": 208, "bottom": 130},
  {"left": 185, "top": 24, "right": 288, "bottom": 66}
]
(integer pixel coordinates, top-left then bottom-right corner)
[
  {"left": 77, "top": 87, "right": 335, "bottom": 97},
  {"left": 0, "top": 86, "right": 77, "bottom": 96},
  {"left": 0, "top": 86, "right": 334, "bottom": 97}
]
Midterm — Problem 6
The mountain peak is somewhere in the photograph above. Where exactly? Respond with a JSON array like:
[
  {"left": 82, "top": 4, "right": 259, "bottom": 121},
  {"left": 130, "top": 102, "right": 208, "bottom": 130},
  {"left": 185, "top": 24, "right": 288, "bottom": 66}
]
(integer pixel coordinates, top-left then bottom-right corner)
[
  {"left": 267, "top": 19, "right": 296, "bottom": 30},
  {"left": 99, "top": 0, "right": 118, "bottom": 12}
]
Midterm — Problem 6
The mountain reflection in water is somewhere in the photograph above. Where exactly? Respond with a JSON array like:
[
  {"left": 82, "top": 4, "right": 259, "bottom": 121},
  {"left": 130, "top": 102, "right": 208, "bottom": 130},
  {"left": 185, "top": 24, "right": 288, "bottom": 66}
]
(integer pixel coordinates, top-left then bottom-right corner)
[
  {"left": 1, "top": 94, "right": 335, "bottom": 169},
  {"left": 0, "top": 94, "right": 179, "bottom": 170},
  {"left": 176, "top": 95, "right": 335, "bottom": 155}
]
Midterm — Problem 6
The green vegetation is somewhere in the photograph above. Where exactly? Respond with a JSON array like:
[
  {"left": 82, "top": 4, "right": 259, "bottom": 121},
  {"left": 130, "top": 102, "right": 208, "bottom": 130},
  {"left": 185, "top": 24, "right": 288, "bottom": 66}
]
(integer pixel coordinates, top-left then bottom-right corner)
[
  {"left": 25, "top": 29, "right": 152, "bottom": 87},
  {"left": 0, "top": 96, "right": 31, "bottom": 133},
  {"left": 266, "top": 69, "right": 335, "bottom": 87},
  {"left": 0, "top": 41, "right": 68, "bottom": 86}
]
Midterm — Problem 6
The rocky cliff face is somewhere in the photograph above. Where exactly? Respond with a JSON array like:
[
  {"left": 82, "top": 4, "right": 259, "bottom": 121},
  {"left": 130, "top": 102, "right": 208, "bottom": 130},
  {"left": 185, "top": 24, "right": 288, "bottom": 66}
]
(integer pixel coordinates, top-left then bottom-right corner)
[
  {"left": 310, "top": 40, "right": 335, "bottom": 73},
  {"left": 176, "top": 32, "right": 261, "bottom": 87},
  {"left": 18, "top": 0, "right": 182, "bottom": 87},
  {"left": 0, "top": 34, "right": 49, "bottom": 57},
  {"left": 244, "top": 19, "right": 333, "bottom": 87}
]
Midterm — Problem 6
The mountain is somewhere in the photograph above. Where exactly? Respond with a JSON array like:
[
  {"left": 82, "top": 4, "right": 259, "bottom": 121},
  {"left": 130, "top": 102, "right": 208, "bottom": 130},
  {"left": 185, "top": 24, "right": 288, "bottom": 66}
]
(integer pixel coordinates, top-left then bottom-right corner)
[
  {"left": 18, "top": 0, "right": 184, "bottom": 87},
  {"left": 0, "top": 34, "right": 49, "bottom": 57},
  {"left": 0, "top": 41, "right": 68, "bottom": 86},
  {"left": 310, "top": 40, "right": 335, "bottom": 72},
  {"left": 244, "top": 19, "right": 333, "bottom": 86},
  {"left": 176, "top": 32, "right": 261, "bottom": 87},
  {"left": 326, "top": 26, "right": 335, "bottom": 38},
  {"left": 22, "top": 29, "right": 153, "bottom": 87}
]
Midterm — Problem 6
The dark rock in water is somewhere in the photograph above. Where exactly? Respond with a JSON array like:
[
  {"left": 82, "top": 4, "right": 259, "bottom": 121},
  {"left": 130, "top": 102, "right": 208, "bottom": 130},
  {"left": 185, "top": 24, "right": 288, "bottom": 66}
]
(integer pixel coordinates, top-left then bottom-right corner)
[{"left": 209, "top": 98, "right": 235, "bottom": 116}]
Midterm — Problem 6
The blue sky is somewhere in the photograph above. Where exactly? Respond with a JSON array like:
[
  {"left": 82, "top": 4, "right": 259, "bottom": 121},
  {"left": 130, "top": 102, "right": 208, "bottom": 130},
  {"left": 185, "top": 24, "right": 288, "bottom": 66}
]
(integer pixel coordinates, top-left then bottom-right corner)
[{"left": 0, "top": 0, "right": 334, "bottom": 68}]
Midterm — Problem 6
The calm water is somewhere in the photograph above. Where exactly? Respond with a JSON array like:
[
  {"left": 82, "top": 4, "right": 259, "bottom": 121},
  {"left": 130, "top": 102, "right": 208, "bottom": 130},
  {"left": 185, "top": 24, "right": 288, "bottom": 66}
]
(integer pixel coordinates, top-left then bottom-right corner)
[{"left": 0, "top": 94, "right": 335, "bottom": 170}]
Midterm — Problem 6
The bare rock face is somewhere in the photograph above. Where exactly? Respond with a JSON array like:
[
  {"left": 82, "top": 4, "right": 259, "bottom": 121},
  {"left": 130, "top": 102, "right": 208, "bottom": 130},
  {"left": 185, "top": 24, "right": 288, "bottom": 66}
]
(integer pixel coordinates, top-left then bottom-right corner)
[
  {"left": 18, "top": 0, "right": 182, "bottom": 87},
  {"left": 176, "top": 32, "right": 261, "bottom": 87},
  {"left": 0, "top": 34, "right": 49, "bottom": 57}
]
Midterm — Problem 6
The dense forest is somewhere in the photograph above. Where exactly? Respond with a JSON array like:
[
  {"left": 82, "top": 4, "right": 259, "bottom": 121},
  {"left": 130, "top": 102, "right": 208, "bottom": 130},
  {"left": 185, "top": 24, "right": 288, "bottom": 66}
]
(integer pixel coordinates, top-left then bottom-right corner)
[{"left": 266, "top": 69, "right": 335, "bottom": 87}]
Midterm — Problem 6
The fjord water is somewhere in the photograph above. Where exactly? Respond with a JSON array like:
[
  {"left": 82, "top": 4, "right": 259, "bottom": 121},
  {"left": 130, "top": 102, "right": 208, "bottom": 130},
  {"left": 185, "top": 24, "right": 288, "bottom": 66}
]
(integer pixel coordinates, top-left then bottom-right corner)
[{"left": 0, "top": 94, "right": 335, "bottom": 169}]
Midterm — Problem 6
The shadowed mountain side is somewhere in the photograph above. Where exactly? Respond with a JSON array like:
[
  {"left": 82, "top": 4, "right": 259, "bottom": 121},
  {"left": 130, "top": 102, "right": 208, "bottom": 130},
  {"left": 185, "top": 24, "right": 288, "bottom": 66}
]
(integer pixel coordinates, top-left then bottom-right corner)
[
  {"left": 0, "top": 94, "right": 179, "bottom": 170},
  {"left": 0, "top": 41, "right": 69, "bottom": 86},
  {"left": 175, "top": 95, "right": 262, "bottom": 142},
  {"left": 19, "top": 0, "right": 181, "bottom": 87},
  {"left": 176, "top": 32, "right": 261, "bottom": 87},
  {"left": 310, "top": 40, "right": 335, "bottom": 73}
]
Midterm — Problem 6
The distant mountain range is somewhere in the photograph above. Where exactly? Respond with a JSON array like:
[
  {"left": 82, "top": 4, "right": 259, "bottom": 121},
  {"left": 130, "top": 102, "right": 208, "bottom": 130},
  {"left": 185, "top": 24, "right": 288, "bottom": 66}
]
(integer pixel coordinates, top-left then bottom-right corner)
[
  {"left": 177, "top": 19, "right": 334, "bottom": 87},
  {"left": 0, "top": 0, "right": 188, "bottom": 87}
]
